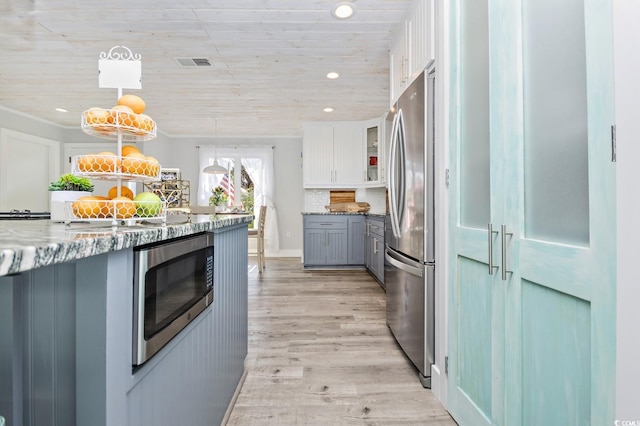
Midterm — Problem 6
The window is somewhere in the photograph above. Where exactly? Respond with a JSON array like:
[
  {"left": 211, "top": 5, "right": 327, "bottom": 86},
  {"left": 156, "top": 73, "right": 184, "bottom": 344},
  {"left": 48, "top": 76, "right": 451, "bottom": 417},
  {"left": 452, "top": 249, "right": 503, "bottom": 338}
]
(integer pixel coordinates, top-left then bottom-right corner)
[{"left": 197, "top": 145, "right": 279, "bottom": 251}]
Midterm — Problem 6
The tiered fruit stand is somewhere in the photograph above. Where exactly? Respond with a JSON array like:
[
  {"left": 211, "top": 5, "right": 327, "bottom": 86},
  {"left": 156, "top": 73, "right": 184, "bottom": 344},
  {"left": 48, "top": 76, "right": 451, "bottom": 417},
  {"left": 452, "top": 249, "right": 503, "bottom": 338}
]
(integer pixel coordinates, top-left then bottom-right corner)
[{"left": 64, "top": 46, "right": 166, "bottom": 226}]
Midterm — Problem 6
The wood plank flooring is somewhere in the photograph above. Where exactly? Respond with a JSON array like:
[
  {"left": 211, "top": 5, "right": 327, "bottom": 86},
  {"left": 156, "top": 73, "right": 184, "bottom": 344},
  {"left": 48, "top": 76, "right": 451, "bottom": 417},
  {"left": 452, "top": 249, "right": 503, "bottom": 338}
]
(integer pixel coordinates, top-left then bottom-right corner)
[{"left": 225, "top": 258, "right": 457, "bottom": 425}]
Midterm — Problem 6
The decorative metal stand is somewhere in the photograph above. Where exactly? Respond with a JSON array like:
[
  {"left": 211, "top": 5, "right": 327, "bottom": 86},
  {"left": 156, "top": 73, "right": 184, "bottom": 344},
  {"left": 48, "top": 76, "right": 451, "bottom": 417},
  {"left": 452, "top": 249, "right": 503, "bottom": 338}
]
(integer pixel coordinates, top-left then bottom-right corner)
[{"left": 66, "top": 46, "right": 165, "bottom": 227}]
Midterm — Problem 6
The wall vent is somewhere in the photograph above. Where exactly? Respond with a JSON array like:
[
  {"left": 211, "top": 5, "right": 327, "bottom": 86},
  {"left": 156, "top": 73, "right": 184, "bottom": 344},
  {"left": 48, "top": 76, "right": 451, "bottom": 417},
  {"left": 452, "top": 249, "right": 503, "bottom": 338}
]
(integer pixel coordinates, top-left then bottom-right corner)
[{"left": 175, "top": 57, "right": 211, "bottom": 67}]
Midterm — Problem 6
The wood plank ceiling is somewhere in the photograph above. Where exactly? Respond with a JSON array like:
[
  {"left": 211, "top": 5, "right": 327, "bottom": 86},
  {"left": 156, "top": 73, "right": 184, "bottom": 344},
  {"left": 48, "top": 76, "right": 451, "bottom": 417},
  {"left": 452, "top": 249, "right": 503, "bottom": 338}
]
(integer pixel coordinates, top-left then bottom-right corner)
[{"left": 0, "top": 0, "right": 411, "bottom": 137}]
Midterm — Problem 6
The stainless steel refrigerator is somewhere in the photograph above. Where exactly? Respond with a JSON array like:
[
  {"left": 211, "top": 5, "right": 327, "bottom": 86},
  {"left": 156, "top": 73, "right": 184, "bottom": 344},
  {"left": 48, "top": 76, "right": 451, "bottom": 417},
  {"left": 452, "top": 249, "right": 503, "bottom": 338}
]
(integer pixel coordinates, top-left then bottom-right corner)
[{"left": 385, "top": 64, "right": 435, "bottom": 388}]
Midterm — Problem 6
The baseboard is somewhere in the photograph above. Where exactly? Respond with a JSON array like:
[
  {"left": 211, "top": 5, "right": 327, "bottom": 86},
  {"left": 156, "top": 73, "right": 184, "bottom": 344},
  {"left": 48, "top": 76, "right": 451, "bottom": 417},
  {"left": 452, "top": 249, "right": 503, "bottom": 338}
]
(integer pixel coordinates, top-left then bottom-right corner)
[
  {"left": 221, "top": 367, "right": 249, "bottom": 425},
  {"left": 262, "top": 249, "right": 302, "bottom": 258}
]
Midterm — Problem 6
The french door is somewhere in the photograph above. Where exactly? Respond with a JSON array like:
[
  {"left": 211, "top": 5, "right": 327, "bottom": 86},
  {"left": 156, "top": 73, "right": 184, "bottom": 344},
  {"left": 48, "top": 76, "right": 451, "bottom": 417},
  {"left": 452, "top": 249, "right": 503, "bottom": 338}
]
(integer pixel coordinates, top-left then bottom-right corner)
[{"left": 447, "top": 0, "right": 616, "bottom": 425}]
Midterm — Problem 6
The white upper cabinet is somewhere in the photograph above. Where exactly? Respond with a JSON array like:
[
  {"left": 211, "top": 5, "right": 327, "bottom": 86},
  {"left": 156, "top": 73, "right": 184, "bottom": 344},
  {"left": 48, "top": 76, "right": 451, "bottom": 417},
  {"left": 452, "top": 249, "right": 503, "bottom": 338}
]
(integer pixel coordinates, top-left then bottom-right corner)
[
  {"left": 390, "top": 21, "right": 409, "bottom": 104},
  {"left": 302, "top": 125, "right": 334, "bottom": 186},
  {"left": 303, "top": 122, "right": 364, "bottom": 188},
  {"left": 333, "top": 124, "right": 364, "bottom": 186},
  {"left": 390, "top": 0, "right": 435, "bottom": 105}
]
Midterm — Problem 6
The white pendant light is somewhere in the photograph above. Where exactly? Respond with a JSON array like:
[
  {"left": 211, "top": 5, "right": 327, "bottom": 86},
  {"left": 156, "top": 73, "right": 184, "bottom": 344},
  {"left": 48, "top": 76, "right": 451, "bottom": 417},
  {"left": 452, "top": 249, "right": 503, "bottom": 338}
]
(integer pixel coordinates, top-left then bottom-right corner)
[
  {"left": 203, "top": 162, "right": 227, "bottom": 174},
  {"left": 202, "top": 119, "right": 227, "bottom": 174}
]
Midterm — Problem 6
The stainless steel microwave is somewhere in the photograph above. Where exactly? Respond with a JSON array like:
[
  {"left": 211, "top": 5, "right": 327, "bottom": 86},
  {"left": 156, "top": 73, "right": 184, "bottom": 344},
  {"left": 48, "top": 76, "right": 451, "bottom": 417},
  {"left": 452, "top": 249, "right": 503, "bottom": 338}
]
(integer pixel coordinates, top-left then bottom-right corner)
[{"left": 133, "top": 232, "right": 214, "bottom": 366}]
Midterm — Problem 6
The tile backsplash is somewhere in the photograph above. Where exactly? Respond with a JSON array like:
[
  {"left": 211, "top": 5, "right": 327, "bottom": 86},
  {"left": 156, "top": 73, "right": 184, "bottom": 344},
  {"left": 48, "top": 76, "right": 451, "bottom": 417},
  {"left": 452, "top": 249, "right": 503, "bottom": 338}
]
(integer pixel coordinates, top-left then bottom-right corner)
[{"left": 304, "top": 187, "right": 387, "bottom": 214}]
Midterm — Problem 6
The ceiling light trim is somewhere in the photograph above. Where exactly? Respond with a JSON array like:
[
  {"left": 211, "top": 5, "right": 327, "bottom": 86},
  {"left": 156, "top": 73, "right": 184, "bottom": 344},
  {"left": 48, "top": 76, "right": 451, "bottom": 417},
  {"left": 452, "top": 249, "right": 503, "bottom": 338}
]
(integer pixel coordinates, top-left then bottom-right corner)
[{"left": 332, "top": 2, "right": 356, "bottom": 19}]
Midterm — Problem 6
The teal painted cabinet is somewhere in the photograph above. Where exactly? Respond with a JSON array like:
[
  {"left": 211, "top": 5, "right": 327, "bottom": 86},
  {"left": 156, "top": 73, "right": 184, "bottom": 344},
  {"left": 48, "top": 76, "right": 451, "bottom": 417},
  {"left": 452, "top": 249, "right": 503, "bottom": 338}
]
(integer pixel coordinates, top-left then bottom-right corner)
[{"left": 447, "top": 0, "right": 616, "bottom": 425}]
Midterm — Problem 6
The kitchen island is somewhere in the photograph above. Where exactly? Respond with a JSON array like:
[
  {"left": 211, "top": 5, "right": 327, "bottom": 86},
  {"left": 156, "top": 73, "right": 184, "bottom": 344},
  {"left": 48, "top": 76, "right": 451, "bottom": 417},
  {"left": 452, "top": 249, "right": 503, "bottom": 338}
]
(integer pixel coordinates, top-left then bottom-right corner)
[{"left": 0, "top": 215, "right": 252, "bottom": 426}]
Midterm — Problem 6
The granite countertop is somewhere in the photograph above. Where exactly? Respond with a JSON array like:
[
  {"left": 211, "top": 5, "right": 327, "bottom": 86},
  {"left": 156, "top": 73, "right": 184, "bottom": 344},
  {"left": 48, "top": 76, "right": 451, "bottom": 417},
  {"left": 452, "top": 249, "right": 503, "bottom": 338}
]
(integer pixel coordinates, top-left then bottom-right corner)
[
  {"left": 302, "top": 212, "right": 386, "bottom": 218},
  {"left": 0, "top": 214, "right": 253, "bottom": 277}
]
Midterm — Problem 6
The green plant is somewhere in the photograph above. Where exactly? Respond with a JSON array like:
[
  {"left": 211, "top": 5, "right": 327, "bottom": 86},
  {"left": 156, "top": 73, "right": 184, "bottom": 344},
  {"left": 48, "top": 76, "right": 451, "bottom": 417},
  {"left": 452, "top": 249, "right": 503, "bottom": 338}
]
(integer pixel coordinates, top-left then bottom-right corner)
[
  {"left": 48, "top": 174, "right": 94, "bottom": 192},
  {"left": 209, "top": 186, "right": 229, "bottom": 206},
  {"left": 241, "top": 187, "right": 255, "bottom": 227},
  {"left": 241, "top": 187, "right": 254, "bottom": 215}
]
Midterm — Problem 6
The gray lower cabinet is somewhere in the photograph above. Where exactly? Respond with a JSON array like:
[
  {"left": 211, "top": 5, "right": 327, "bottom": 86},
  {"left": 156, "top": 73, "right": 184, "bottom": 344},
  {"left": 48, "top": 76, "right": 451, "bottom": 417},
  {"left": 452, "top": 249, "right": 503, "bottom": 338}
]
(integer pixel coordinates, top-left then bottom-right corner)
[
  {"left": 303, "top": 214, "right": 364, "bottom": 266},
  {"left": 348, "top": 216, "right": 365, "bottom": 265},
  {"left": 365, "top": 216, "right": 385, "bottom": 285}
]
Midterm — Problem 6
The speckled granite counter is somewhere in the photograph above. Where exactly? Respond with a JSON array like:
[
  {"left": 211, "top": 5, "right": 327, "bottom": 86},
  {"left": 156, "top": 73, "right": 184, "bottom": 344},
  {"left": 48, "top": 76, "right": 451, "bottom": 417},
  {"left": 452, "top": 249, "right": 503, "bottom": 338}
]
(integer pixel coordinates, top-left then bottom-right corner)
[
  {"left": 0, "top": 214, "right": 253, "bottom": 277},
  {"left": 302, "top": 212, "right": 386, "bottom": 218}
]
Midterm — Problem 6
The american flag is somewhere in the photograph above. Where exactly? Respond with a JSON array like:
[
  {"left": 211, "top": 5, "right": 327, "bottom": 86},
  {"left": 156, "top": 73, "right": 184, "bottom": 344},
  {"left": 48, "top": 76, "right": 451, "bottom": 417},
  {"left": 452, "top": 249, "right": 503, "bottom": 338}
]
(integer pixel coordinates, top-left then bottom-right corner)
[{"left": 220, "top": 173, "right": 235, "bottom": 203}]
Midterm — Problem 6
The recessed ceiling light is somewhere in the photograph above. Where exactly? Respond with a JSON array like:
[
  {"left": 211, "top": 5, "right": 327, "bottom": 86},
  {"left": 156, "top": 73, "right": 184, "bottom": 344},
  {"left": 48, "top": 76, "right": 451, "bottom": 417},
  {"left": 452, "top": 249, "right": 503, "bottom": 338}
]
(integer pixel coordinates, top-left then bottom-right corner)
[
  {"left": 55, "top": 108, "right": 68, "bottom": 113},
  {"left": 324, "top": 107, "right": 334, "bottom": 113},
  {"left": 327, "top": 72, "right": 340, "bottom": 79},
  {"left": 332, "top": 2, "right": 355, "bottom": 19}
]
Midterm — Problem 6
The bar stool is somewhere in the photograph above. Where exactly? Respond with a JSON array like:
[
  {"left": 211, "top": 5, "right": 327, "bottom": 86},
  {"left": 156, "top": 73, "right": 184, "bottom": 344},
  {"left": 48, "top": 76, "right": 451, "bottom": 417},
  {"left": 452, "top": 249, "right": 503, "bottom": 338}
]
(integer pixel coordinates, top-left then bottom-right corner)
[{"left": 248, "top": 205, "right": 267, "bottom": 272}]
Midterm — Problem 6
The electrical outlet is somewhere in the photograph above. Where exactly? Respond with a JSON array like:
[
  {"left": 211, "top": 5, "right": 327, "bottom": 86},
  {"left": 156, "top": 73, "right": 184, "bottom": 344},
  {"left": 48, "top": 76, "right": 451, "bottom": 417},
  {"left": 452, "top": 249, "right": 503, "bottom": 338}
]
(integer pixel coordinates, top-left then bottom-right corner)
[{"left": 286, "top": 231, "right": 291, "bottom": 237}]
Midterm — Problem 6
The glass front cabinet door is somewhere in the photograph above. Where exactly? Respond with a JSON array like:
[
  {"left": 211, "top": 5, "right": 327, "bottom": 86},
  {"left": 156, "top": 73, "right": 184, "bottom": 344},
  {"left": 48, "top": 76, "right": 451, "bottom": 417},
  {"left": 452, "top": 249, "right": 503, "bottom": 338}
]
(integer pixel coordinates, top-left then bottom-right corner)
[{"left": 364, "top": 116, "right": 385, "bottom": 186}]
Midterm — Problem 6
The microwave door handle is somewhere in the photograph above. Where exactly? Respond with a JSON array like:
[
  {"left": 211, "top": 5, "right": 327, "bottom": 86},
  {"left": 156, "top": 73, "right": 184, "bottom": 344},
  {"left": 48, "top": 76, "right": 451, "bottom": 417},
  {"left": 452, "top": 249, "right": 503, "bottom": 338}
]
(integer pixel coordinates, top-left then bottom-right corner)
[{"left": 142, "top": 233, "right": 212, "bottom": 270}]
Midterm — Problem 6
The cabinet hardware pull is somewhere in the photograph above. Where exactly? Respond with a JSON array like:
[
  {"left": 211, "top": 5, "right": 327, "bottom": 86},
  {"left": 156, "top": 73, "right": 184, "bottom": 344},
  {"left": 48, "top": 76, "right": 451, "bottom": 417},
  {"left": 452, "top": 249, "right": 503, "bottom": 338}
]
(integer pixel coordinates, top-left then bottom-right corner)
[
  {"left": 501, "top": 224, "right": 513, "bottom": 281},
  {"left": 373, "top": 238, "right": 378, "bottom": 254},
  {"left": 488, "top": 223, "right": 499, "bottom": 275}
]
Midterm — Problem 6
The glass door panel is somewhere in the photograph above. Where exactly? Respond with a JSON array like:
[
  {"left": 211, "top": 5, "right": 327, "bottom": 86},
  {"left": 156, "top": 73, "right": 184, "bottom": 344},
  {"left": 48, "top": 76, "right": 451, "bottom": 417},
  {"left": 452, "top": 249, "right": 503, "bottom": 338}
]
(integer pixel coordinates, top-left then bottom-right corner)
[
  {"left": 366, "top": 125, "right": 379, "bottom": 182},
  {"left": 460, "top": 0, "right": 490, "bottom": 228},
  {"left": 522, "top": 0, "right": 590, "bottom": 245}
]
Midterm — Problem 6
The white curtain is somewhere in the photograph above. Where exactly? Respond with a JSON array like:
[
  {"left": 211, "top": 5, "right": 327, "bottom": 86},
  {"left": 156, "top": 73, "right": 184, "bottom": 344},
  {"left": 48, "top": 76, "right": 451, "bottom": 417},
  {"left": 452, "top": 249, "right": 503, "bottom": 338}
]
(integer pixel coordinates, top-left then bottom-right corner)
[{"left": 197, "top": 145, "right": 279, "bottom": 253}]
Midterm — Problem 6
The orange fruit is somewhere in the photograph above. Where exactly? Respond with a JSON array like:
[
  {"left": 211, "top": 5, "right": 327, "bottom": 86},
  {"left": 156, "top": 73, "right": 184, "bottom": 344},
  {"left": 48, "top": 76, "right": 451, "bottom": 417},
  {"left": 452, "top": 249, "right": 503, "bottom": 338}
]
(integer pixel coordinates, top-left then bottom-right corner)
[
  {"left": 112, "top": 196, "right": 136, "bottom": 219},
  {"left": 121, "top": 152, "right": 147, "bottom": 175},
  {"left": 145, "top": 156, "right": 160, "bottom": 177},
  {"left": 132, "top": 114, "right": 152, "bottom": 134},
  {"left": 132, "top": 113, "right": 154, "bottom": 134},
  {"left": 121, "top": 145, "right": 140, "bottom": 157},
  {"left": 117, "top": 94, "right": 146, "bottom": 114},
  {"left": 72, "top": 196, "right": 103, "bottom": 218},
  {"left": 94, "top": 151, "right": 120, "bottom": 173},
  {"left": 109, "top": 105, "right": 134, "bottom": 127},
  {"left": 107, "top": 185, "right": 134, "bottom": 200},
  {"left": 84, "top": 108, "right": 110, "bottom": 127},
  {"left": 138, "top": 114, "right": 154, "bottom": 132},
  {"left": 77, "top": 154, "right": 96, "bottom": 172}
]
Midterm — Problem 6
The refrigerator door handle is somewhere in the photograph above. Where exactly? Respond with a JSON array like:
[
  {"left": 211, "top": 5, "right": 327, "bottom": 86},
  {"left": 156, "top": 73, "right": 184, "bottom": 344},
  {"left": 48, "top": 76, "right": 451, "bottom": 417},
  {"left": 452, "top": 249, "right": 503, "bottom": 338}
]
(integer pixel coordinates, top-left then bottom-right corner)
[
  {"left": 385, "top": 247, "right": 424, "bottom": 278},
  {"left": 388, "top": 111, "right": 401, "bottom": 239},
  {"left": 396, "top": 110, "right": 406, "bottom": 227},
  {"left": 388, "top": 109, "right": 406, "bottom": 239}
]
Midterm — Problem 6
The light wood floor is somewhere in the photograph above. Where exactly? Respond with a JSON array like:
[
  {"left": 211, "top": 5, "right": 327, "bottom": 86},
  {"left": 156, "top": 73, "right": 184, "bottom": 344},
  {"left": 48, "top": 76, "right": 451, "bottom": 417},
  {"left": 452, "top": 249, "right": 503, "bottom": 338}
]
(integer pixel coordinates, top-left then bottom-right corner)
[{"left": 225, "top": 258, "right": 457, "bottom": 425}]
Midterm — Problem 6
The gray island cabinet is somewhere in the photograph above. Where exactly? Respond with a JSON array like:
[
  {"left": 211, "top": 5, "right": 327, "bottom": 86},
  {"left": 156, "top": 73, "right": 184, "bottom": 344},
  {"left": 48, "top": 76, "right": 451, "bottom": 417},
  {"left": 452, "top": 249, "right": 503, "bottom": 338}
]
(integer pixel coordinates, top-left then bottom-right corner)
[{"left": 0, "top": 215, "right": 251, "bottom": 426}]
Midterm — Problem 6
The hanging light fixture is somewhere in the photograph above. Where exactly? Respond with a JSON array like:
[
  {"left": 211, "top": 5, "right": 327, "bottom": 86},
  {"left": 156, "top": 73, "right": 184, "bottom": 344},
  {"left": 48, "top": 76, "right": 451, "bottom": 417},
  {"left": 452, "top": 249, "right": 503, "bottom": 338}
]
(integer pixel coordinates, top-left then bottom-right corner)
[
  {"left": 203, "top": 119, "right": 227, "bottom": 174},
  {"left": 203, "top": 162, "right": 227, "bottom": 174}
]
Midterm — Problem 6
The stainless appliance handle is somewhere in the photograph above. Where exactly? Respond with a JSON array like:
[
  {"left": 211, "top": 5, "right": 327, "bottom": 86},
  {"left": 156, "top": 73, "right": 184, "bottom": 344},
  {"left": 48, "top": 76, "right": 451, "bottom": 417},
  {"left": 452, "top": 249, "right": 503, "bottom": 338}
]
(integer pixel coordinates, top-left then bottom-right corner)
[
  {"left": 388, "top": 109, "right": 405, "bottom": 239},
  {"left": 388, "top": 110, "right": 400, "bottom": 239},
  {"left": 385, "top": 246, "right": 424, "bottom": 278},
  {"left": 137, "top": 233, "right": 214, "bottom": 270},
  {"left": 396, "top": 110, "right": 406, "bottom": 230}
]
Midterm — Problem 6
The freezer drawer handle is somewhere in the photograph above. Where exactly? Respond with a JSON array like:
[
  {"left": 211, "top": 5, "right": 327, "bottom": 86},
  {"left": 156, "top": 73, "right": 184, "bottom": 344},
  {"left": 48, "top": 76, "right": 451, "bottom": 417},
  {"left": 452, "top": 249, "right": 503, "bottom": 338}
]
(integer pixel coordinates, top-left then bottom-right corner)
[{"left": 385, "top": 249, "right": 424, "bottom": 278}]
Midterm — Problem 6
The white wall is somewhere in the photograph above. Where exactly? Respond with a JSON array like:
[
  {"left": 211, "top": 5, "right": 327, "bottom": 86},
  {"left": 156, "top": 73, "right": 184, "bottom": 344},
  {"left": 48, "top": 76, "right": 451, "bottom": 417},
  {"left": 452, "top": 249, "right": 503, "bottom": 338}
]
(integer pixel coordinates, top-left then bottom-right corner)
[
  {"left": 144, "top": 135, "right": 304, "bottom": 257},
  {"left": 0, "top": 108, "right": 305, "bottom": 256},
  {"left": 614, "top": 0, "right": 640, "bottom": 420},
  {"left": 0, "top": 106, "right": 65, "bottom": 143}
]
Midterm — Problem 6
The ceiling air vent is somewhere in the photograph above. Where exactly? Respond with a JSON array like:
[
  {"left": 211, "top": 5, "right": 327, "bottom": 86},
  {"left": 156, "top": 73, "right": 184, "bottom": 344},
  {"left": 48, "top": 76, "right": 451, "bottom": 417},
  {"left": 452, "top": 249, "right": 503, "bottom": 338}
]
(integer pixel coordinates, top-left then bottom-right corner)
[{"left": 175, "top": 57, "right": 211, "bottom": 67}]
